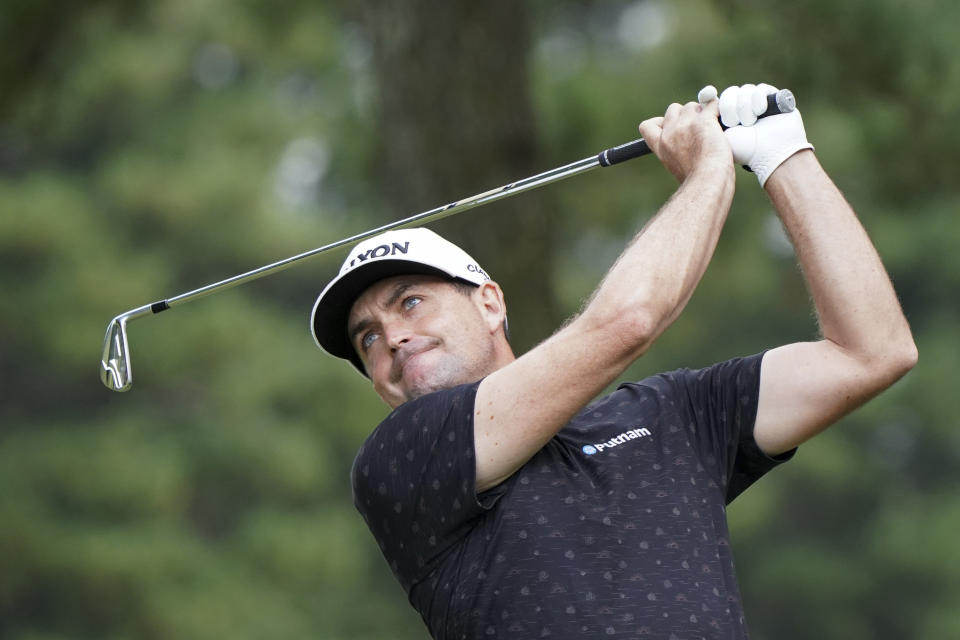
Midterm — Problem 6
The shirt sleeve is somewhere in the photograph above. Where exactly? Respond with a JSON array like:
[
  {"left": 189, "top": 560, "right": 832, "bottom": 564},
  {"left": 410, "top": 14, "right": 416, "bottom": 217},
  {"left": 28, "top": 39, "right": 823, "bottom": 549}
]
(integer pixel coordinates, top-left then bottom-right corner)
[
  {"left": 667, "top": 352, "right": 795, "bottom": 504},
  {"left": 350, "top": 381, "right": 491, "bottom": 593}
]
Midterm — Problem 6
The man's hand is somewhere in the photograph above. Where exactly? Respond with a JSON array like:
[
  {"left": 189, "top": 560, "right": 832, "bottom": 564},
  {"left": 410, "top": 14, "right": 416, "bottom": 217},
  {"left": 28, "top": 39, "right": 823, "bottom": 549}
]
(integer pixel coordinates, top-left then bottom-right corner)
[
  {"left": 638, "top": 96, "right": 733, "bottom": 183},
  {"left": 716, "top": 83, "right": 814, "bottom": 187}
]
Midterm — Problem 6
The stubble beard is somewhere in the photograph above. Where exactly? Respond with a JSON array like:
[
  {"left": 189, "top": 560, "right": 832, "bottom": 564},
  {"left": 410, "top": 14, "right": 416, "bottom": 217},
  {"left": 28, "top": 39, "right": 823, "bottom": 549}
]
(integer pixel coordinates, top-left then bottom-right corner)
[{"left": 400, "top": 339, "right": 498, "bottom": 404}]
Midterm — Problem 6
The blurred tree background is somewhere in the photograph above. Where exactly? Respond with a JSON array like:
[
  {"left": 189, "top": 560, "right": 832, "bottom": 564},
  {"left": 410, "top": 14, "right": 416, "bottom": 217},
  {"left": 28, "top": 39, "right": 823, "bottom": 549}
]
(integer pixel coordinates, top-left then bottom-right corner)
[{"left": 1, "top": 0, "right": 957, "bottom": 638}]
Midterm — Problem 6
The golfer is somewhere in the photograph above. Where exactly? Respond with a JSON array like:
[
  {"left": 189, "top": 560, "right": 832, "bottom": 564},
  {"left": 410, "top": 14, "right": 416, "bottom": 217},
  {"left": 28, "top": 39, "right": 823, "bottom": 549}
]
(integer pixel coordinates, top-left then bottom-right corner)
[{"left": 310, "top": 83, "right": 916, "bottom": 639}]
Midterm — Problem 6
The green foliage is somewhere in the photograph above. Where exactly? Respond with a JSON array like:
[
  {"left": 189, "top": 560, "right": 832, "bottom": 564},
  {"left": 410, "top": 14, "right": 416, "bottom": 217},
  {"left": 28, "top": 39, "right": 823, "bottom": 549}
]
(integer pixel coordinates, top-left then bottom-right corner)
[{"left": 2, "top": 0, "right": 957, "bottom": 638}]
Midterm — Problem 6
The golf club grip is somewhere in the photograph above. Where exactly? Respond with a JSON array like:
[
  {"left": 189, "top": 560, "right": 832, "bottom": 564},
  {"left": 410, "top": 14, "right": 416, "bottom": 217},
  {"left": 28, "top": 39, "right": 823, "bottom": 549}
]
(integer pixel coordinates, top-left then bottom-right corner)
[
  {"left": 597, "top": 139, "right": 652, "bottom": 167},
  {"left": 597, "top": 89, "right": 796, "bottom": 167}
]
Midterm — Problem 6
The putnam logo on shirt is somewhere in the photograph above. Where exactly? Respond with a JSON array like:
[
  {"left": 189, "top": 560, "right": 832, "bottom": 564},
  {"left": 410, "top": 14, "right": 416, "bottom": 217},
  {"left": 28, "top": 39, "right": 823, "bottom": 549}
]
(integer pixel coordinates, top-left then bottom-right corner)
[{"left": 582, "top": 427, "right": 652, "bottom": 455}]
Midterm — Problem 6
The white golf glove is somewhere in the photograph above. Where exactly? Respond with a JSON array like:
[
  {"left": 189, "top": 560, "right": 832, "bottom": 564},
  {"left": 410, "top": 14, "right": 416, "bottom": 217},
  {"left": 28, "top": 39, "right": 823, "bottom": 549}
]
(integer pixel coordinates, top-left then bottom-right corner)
[{"left": 709, "top": 83, "right": 814, "bottom": 187}]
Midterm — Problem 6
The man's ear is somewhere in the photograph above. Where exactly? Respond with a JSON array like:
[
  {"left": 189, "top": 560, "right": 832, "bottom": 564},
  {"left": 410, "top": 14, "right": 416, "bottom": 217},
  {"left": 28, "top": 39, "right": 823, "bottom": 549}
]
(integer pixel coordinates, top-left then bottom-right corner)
[{"left": 475, "top": 282, "right": 507, "bottom": 334}]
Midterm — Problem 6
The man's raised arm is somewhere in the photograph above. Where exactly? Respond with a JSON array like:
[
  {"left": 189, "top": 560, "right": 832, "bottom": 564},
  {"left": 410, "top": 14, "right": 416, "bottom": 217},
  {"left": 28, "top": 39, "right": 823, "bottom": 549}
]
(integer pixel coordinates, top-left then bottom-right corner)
[
  {"left": 716, "top": 83, "right": 918, "bottom": 455},
  {"left": 474, "top": 96, "right": 736, "bottom": 492}
]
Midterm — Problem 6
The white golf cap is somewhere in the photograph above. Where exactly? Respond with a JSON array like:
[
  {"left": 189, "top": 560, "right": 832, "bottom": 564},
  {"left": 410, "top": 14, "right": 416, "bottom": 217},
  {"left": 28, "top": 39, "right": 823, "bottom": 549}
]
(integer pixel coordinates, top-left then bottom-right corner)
[{"left": 310, "top": 227, "right": 490, "bottom": 375}]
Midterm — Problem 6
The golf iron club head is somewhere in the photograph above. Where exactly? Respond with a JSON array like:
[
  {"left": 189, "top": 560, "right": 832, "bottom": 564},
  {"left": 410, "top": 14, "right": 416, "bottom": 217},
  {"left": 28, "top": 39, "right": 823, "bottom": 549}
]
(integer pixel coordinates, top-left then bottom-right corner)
[
  {"left": 100, "top": 314, "right": 133, "bottom": 392},
  {"left": 100, "top": 303, "right": 156, "bottom": 391}
]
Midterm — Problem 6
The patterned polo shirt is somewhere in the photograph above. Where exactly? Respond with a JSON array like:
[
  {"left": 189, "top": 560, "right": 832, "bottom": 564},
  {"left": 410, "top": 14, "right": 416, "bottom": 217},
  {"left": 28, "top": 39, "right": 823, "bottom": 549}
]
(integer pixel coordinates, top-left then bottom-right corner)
[{"left": 351, "top": 353, "right": 793, "bottom": 639}]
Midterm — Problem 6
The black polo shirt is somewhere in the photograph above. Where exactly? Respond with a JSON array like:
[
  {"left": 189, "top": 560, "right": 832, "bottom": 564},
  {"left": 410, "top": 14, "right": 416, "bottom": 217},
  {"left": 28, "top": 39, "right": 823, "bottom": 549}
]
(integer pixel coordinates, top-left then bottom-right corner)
[{"left": 351, "top": 353, "right": 792, "bottom": 639}]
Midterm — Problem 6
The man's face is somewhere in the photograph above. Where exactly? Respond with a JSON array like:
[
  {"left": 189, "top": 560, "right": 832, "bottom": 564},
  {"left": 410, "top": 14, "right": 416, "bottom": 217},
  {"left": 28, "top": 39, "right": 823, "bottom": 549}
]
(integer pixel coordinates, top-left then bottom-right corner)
[{"left": 347, "top": 274, "right": 504, "bottom": 408}]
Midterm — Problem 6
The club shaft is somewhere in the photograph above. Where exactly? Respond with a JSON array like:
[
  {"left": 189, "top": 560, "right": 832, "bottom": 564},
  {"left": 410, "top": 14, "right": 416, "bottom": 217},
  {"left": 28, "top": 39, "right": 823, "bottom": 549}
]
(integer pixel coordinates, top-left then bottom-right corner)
[
  {"left": 159, "top": 151, "right": 626, "bottom": 311},
  {"left": 157, "top": 89, "right": 795, "bottom": 311},
  {"left": 150, "top": 88, "right": 796, "bottom": 312}
]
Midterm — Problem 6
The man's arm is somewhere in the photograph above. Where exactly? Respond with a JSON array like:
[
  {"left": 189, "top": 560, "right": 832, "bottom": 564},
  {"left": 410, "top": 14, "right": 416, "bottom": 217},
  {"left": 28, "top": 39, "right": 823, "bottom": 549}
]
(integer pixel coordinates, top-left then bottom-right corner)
[
  {"left": 753, "top": 150, "right": 917, "bottom": 455},
  {"left": 473, "top": 98, "right": 736, "bottom": 492}
]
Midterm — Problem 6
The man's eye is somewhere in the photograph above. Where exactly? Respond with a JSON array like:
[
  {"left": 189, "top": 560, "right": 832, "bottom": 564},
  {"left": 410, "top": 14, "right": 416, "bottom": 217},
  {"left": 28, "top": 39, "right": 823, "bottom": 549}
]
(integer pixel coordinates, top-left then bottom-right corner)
[
  {"left": 361, "top": 332, "right": 378, "bottom": 350},
  {"left": 402, "top": 296, "right": 422, "bottom": 310}
]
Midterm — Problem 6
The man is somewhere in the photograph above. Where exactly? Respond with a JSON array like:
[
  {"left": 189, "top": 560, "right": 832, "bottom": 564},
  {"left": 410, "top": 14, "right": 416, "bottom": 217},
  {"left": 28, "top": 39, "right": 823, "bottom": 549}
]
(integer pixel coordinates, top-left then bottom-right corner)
[{"left": 310, "top": 83, "right": 916, "bottom": 638}]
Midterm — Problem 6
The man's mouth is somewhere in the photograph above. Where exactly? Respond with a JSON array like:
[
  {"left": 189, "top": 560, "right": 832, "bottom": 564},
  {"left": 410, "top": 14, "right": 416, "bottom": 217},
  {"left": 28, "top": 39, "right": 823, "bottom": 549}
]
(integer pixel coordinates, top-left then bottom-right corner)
[{"left": 390, "top": 342, "right": 438, "bottom": 383}]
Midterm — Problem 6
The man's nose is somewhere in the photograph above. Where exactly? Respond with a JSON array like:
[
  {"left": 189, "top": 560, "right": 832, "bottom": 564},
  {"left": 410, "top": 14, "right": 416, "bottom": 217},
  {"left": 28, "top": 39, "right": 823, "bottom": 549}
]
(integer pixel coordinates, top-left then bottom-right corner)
[{"left": 384, "top": 323, "right": 414, "bottom": 351}]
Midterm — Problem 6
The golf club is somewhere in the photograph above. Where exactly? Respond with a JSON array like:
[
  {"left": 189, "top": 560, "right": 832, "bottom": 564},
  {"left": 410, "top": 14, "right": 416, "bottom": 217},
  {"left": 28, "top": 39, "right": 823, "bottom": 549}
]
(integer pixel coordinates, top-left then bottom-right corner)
[{"left": 100, "top": 89, "right": 795, "bottom": 392}]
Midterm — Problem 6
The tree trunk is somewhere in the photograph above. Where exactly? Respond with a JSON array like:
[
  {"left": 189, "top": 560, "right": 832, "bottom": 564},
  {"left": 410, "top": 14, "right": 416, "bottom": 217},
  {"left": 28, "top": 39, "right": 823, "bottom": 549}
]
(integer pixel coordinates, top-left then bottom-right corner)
[{"left": 355, "top": 0, "right": 557, "bottom": 354}]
